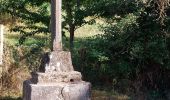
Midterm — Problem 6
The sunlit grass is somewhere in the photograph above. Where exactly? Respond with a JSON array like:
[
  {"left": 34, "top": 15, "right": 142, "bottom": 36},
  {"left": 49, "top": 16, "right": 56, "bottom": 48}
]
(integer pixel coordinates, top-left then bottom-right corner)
[
  {"left": 4, "top": 24, "right": 102, "bottom": 47},
  {"left": 64, "top": 24, "right": 103, "bottom": 38},
  {"left": 75, "top": 24, "right": 103, "bottom": 38},
  {"left": 4, "top": 32, "right": 49, "bottom": 46}
]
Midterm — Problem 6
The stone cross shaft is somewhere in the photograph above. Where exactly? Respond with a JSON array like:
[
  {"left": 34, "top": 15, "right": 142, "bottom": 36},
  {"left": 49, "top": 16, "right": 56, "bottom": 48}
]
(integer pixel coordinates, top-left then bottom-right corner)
[{"left": 51, "top": 0, "right": 62, "bottom": 51}]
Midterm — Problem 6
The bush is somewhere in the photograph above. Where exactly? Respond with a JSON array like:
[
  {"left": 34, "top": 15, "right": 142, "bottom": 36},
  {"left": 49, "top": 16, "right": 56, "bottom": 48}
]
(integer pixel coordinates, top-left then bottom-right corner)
[
  {"left": 0, "top": 42, "right": 47, "bottom": 97},
  {"left": 73, "top": 12, "right": 170, "bottom": 99}
]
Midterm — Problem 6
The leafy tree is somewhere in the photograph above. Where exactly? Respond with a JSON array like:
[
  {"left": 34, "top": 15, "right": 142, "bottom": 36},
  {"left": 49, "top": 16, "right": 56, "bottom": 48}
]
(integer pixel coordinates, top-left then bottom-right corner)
[
  {"left": 0, "top": 0, "right": 110, "bottom": 48},
  {"left": 0, "top": 0, "right": 50, "bottom": 45},
  {"left": 62, "top": 0, "right": 106, "bottom": 48}
]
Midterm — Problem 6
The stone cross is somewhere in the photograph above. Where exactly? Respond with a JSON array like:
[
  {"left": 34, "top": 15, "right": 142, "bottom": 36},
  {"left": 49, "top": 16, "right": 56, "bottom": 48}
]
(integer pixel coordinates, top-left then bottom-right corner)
[
  {"left": 23, "top": 0, "right": 91, "bottom": 99},
  {"left": 51, "top": 0, "right": 62, "bottom": 51}
]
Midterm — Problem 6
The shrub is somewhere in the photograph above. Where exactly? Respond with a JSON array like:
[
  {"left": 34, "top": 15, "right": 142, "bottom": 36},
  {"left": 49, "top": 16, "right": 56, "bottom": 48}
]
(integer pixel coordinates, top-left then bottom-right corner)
[
  {"left": 0, "top": 42, "right": 47, "bottom": 97},
  {"left": 73, "top": 12, "right": 170, "bottom": 99}
]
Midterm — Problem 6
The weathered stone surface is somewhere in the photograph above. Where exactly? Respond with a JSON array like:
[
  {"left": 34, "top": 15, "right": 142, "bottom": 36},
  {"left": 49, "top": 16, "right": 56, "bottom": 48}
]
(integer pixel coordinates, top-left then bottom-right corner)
[
  {"left": 51, "top": 0, "right": 62, "bottom": 51},
  {"left": 45, "top": 51, "right": 74, "bottom": 72},
  {"left": 23, "top": 50, "right": 91, "bottom": 100},
  {"left": 31, "top": 71, "right": 82, "bottom": 83},
  {"left": 62, "top": 82, "right": 91, "bottom": 100},
  {"left": 23, "top": 80, "right": 91, "bottom": 100}
]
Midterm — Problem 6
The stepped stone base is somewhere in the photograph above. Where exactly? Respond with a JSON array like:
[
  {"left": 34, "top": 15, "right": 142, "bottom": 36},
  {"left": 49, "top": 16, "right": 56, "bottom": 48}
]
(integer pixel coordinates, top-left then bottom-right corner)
[
  {"left": 31, "top": 71, "right": 82, "bottom": 83},
  {"left": 23, "top": 80, "right": 91, "bottom": 100},
  {"left": 23, "top": 50, "right": 91, "bottom": 100}
]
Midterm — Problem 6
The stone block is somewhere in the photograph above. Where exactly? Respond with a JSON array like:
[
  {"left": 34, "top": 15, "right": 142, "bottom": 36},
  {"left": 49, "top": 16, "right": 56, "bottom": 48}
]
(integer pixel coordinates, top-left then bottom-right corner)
[
  {"left": 23, "top": 80, "right": 91, "bottom": 100},
  {"left": 31, "top": 71, "right": 82, "bottom": 83},
  {"left": 45, "top": 51, "right": 74, "bottom": 72}
]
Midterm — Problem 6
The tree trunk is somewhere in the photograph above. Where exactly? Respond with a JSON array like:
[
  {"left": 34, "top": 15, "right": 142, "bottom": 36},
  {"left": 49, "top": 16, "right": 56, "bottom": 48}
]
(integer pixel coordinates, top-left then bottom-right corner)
[
  {"left": 69, "top": 24, "right": 75, "bottom": 48},
  {"left": 77, "top": 0, "right": 80, "bottom": 8}
]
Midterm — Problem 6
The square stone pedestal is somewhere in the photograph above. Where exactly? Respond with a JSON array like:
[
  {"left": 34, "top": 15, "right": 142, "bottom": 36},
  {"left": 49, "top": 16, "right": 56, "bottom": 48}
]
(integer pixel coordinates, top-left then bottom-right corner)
[
  {"left": 23, "top": 80, "right": 91, "bottom": 100},
  {"left": 23, "top": 51, "right": 91, "bottom": 100}
]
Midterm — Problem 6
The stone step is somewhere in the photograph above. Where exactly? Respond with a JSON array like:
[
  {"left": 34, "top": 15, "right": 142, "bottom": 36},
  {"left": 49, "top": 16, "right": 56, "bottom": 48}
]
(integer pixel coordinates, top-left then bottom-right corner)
[
  {"left": 31, "top": 71, "right": 82, "bottom": 83},
  {"left": 23, "top": 81, "right": 91, "bottom": 100}
]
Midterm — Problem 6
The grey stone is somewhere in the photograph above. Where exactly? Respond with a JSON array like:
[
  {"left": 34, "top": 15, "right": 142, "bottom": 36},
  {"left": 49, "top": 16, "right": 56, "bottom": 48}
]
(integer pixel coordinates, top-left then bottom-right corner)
[
  {"left": 23, "top": 50, "right": 91, "bottom": 100},
  {"left": 45, "top": 51, "right": 74, "bottom": 72},
  {"left": 31, "top": 71, "right": 82, "bottom": 83},
  {"left": 23, "top": 80, "right": 91, "bottom": 100},
  {"left": 62, "top": 82, "right": 91, "bottom": 100},
  {"left": 51, "top": 0, "right": 62, "bottom": 51}
]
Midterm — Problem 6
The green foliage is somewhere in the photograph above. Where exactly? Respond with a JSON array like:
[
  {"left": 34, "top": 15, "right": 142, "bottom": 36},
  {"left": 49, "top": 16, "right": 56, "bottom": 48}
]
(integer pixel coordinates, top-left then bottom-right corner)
[
  {"left": 0, "top": 0, "right": 142, "bottom": 47},
  {"left": 73, "top": 1, "right": 170, "bottom": 99},
  {"left": 0, "top": 0, "right": 50, "bottom": 44}
]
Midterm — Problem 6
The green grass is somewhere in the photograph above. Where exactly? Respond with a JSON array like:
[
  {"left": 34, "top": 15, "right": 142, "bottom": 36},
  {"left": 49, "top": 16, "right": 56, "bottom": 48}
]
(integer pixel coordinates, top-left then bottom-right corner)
[
  {"left": 62, "top": 23, "right": 103, "bottom": 50},
  {"left": 4, "top": 23, "right": 103, "bottom": 48},
  {"left": 4, "top": 33, "right": 19, "bottom": 45},
  {"left": 5, "top": 33, "right": 49, "bottom": 46},
  {"left": 74, "top": 24, "right": 103, "bottom": 38}
]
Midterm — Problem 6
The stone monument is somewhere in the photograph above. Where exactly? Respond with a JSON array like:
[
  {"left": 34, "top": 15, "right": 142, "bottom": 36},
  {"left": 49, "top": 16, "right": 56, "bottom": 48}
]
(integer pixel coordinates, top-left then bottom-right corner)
[{"left": 22, "top": 0, "right": 91, "bottom": 100}]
